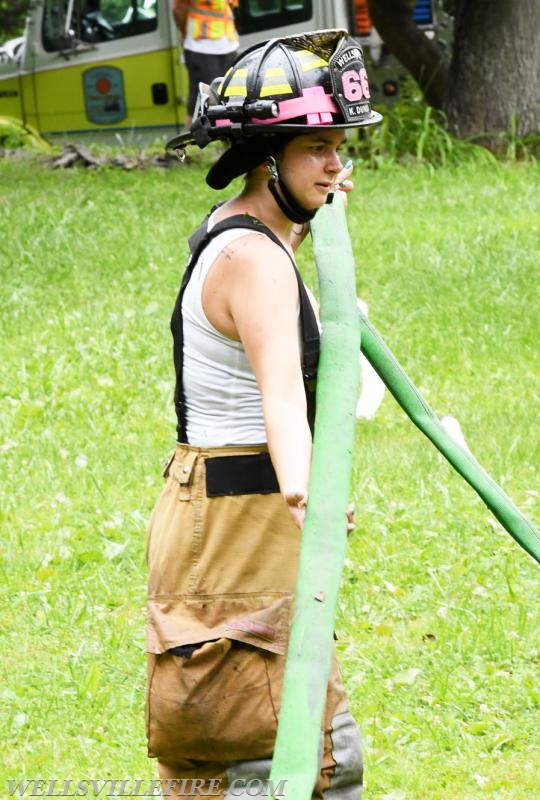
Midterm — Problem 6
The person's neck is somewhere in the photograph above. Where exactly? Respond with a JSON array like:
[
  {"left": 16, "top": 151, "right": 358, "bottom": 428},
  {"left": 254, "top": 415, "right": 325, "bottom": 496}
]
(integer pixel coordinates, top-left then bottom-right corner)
[{"left": 214, "top": 182, "right": 295, "bottom": 250}]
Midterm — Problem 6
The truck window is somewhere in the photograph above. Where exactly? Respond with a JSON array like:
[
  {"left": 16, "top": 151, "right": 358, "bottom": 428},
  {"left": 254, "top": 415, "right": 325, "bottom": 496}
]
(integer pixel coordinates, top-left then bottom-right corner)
[
  {"left": 235, "top": 0, "right": 312, "bottom": 35},
  {"left": 42, "top": 0, "right": 157, "bottom": 52}
]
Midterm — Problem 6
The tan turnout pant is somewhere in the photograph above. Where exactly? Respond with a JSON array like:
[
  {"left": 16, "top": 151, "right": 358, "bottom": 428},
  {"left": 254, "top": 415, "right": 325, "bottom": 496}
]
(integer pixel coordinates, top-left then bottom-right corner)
[{"left": 146, "top": 444, "right": 363, "bottom": 798}]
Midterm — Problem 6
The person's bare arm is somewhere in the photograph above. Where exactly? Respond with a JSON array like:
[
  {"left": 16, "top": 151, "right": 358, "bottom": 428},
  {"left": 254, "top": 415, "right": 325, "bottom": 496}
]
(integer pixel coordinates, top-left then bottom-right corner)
[
  {"left": 203, "top": 234, "right": 312, "bottom": 525},
  {"left": 171, "top": 0, "right": 188, "bottom": 36}
]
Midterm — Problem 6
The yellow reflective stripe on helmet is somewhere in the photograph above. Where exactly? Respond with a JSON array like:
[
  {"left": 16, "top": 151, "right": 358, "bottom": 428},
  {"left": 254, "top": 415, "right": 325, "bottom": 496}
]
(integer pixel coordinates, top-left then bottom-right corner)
[
  {"left": 296, "top": 49, "right": 328, "bottom": 72},
  {"left": 218, "top": 64, "right": 234, "bottom": 90},
  {"left": 223, "top": 85, "right": 248, "bottom": 97},
  {"left": 222, "top": 67, "right": 248, "bottom": 97},
  {"left": 260, "top": 84, "right": 294, "bottom": 97},
  {"left": 259, "top": 67, "right": 293, "bottom": 97}
]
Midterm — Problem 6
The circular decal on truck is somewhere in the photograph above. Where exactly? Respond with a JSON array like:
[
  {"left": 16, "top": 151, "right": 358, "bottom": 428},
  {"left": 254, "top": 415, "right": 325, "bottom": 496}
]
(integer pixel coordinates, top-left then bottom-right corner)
[{"left": 83, "top": 66, "right": 126, "bottom": 125}]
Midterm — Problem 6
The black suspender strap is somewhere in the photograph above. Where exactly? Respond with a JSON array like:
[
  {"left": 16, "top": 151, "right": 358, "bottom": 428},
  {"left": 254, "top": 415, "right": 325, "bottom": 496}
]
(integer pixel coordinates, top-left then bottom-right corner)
[{"left": 170, "top": 212, "right": 320, "bottom": 443}]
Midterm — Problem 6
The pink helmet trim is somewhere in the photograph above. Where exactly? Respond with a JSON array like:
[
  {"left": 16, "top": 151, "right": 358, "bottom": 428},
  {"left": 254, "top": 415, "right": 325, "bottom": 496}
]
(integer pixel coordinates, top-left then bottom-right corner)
[
  {"left": 253, "top": 86, "right": 338, "bottom": 125},
  {"left": 214, "top": 86, "right": 338, "bottom": 129}
]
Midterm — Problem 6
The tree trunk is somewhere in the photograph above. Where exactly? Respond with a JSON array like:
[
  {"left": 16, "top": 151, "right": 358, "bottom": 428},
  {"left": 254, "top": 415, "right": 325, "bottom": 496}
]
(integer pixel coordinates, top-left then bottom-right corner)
[
  {"left": 446, "top": 0, "right": 540, "bottom": 143},
  {"left": 366, "top": 0, "right": 449, "bottom": 109}
]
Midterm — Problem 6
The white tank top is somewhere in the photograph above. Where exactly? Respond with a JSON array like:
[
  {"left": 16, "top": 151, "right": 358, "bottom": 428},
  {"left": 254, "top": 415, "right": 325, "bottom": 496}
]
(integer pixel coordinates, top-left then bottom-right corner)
[{"left": 182, "top": 224, "right": 267, "bottom": 446}]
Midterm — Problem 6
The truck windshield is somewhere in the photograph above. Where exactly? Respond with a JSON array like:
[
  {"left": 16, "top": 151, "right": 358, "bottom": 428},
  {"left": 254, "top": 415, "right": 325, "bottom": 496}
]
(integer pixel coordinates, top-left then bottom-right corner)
[{"left": 42, "top": 0, "right": 158, "bottom": 52}]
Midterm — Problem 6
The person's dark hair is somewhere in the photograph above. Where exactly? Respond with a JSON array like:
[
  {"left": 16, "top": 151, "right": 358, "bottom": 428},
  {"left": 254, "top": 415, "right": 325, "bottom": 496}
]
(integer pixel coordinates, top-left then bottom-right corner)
[{"left": 206, "top": 133, "right": 295, "bottom": 189}]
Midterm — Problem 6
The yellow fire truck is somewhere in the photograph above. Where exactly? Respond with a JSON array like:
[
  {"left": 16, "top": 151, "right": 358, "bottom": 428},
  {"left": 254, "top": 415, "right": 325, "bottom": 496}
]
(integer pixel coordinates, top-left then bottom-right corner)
[{"left": 0, "top": 0, "right": 450, "bottom": 142}]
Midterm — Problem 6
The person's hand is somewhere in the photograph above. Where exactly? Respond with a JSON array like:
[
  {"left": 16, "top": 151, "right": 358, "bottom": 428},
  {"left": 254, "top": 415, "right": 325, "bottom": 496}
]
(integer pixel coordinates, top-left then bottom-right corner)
[
  {"left": 284, "top": 491, "right": 355, "bottom": 534},
  {"left": 284, "top": 488, "right": 308, "bottom": 528},
  {"left": 334, "top": 159, "right": 354, "bottom": 195}
]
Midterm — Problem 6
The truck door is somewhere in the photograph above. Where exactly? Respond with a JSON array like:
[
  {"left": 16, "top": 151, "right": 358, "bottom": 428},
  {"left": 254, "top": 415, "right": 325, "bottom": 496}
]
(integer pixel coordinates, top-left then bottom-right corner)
[{"left": 26, "top": 0, "right": 180, "bottom": 138}]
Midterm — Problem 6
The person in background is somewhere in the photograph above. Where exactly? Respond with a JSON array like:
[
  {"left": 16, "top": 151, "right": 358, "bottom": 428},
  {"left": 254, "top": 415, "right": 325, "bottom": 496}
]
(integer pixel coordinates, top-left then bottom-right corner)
[
  {"left": 172, "top": 0, "right": 239, "bottom": 128},
  {"left": 146, "top": 29, "right": 382, "bottom": 799}
]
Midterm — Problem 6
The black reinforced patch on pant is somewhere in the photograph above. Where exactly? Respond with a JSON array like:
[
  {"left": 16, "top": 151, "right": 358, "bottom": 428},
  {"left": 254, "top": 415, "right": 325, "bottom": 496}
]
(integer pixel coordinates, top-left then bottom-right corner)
[{"left": 205, "top": 453, "right": 280, "bottom": 497}]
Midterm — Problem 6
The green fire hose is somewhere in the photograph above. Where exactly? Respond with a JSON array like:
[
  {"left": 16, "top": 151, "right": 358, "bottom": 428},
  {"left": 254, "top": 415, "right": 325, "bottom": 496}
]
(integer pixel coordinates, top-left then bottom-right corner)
[
  {"left": 358, "top": 311, "right": 540, "bottom": 565},
  {"left": 268, "top": 192, "right": 360, "bottom": 798},
  {"left": 269, "top": 192, "right": 539, "bottom": 800}
]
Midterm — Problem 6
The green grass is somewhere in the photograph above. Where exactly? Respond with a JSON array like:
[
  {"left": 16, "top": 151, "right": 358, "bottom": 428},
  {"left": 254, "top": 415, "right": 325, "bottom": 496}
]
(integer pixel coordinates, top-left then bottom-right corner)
[{"left": 0, "top": 156, "right": 538, "bottom": 798}]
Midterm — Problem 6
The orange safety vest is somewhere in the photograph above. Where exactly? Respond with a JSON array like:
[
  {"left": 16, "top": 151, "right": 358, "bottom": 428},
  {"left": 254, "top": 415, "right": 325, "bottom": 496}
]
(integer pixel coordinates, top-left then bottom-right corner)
[
  {"left": 354, "top": 0, "right": 372, "bottom": 36},
  {"left": 187, "top": 0, "right": 239, "bottom": 42}
]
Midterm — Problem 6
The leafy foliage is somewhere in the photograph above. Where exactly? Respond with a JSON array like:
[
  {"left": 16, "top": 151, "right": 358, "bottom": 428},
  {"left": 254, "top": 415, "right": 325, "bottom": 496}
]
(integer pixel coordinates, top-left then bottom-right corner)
[
  {"left": 0, "top": 116, "right": 51, "bottom": 151},
  {"left": 0, "top": 0, "right": 28, "bottom": 40},
  {"left": 350, "top": 82, "right": 538, "bottom": 165}
]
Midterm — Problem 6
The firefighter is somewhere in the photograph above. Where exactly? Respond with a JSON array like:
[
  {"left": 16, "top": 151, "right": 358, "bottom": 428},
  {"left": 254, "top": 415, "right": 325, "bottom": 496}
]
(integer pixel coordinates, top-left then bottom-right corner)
[
  {"left": 146, "top": 29, "right": 381, "bottom": 798},
  {"left": 172, "top": 0, "right": 239, "bottom": 128}
]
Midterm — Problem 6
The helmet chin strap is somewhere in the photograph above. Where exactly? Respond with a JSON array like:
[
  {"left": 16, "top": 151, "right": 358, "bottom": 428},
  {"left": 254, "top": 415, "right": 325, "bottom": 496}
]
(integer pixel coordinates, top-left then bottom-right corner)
[{"left": 266, "top": 155, "right": 318, "bottom": 224}]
